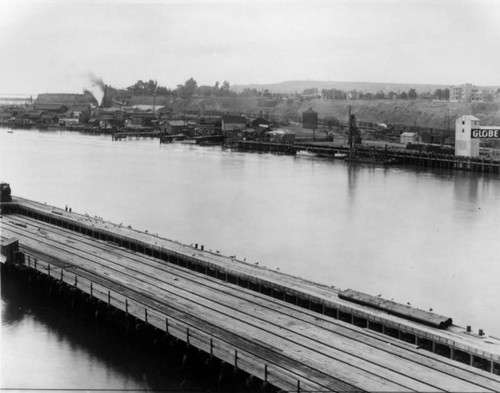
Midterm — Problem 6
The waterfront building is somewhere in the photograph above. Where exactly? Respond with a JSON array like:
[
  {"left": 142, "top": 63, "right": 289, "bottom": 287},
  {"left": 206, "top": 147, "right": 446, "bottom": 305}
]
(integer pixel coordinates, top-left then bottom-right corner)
[
  {"left": 221, "top": 115, "right": 247, "bottom": 132},
  {"left": 455, "top": 115, "right": 480, "bottom": 157},
  {"left": 129, "top": 105, "right": 172, "bottom": 119},
  {"left": 59, "top": 105, "right": 92, "bottom": 125},
  {"left": 400, "top": 132, "right": 421, "bottom": 145},
  {"left": 455, "top": 115, "right": 500, "bottom": 157},
  {"left": 197, "top": 118, "right": 220, "bottom": 135},
  {"left": 251, "top": 117, "right": 272, "bottom": 128},
  {"left": 33, "top": 103, "right": 68, "bottom": 113},
  {"left": 35, "top": 93, "right": 96, "bottom": 107},
  {"left": 40, "top": 112, "right": 60, "bottom": 125},
  {"left": 266, "top": 129, "right": 295, "bottom": 144},
  {"left": 164, "top": 120, "right": 187, "bottom": 134},
  {"left": 95, "top": 107, "right": 125, "bottom": 129}
]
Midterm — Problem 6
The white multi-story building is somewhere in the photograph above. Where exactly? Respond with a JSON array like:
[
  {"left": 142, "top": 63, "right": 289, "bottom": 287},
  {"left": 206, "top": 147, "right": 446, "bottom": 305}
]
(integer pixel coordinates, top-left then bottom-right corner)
[
  {"left": 449, "top": 83, "right": 484, "bottom": 102},
  {"left": 455, "top": 115, "right": 480, "bottom": 157}
]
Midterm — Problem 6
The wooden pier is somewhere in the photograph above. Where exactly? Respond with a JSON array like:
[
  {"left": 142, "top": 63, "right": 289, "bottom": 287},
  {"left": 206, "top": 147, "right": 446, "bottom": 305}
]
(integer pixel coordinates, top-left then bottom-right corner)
[
  {"left": 228, "top": 140, "right": 500, "bottom": 173},
  {"left": 228, "top": 140, "right": 298, "bottom": 155},
  {"left": 112, "top": 130, "right": 162, "bottom": 140},
  {"left": 2, "top": 197, "right": 500, "bottom": 391}
]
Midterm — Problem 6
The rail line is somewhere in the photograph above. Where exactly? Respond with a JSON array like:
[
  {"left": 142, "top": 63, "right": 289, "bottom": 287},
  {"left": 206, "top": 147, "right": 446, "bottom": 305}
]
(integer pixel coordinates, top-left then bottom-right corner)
[
  {"left": 3, "top": 247, "right": 334, "bottom": 391},
  {"left": 6, "top": 214, "right": 500, "bottom": 390},
  {"left": 2, "top": 219, "right": 419, "bottom": 391},
  {"left": 3, "top": 215, "right": 500, "bottom": 392},
  {"left": 1, "top": 219, "right": 360, "bottom": 392}
]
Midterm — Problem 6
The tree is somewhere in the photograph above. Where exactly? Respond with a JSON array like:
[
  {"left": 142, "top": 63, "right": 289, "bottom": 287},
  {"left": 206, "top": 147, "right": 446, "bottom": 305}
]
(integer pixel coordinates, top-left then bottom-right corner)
[
  {"left": 219, "top": 80, "right": 231, "bottom": 96},
  {"left": 322, "top": 88, "right": 347, "bottom": 100},
  {"left": 433, "top": 89, "right": 444, "bottom": 100},
  {"left": 433, "top": 88, "right": 450, "bottom": 100},
  {"left": 302, "top": 87, "right": 319, "bottom": 96},
  {"left": 408, "top": 88, "right": 417, "bottom": 99},
  {"left": 240, "top": 88, "right": 257, "bottom": 98},
  {"left": 484, "top": 93, "right": 495, "bottom": 102},
  {"left": 400, "top": 91, "right": 408, "bottom": 99},
  {"left": 387, "top": 91, "right": 398, "bottom": 100},
  {"left": 127, "top": 79, "right": 167, "bottom": 96},
  {"left": 156, "top": 86, "right": 171, "bottom": 95},
  {"left": 197, "top": 85, "right": 214, "bottom": 97},
  {"left": 177, "top": 77, "right": 198, "bottom": 97}
]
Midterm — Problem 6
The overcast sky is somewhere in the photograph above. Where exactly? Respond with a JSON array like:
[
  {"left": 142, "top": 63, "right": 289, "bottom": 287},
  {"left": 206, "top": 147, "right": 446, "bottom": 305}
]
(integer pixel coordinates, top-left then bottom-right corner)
[{"left": 1, "top": 0, "right": 499, "bottom": 95}]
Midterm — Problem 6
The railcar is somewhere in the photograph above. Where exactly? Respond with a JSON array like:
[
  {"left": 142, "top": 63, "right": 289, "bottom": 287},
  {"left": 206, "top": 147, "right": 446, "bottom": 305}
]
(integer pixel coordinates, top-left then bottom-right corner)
[{"left": 338, "top": 289, "right": 453, "bottom": 329}]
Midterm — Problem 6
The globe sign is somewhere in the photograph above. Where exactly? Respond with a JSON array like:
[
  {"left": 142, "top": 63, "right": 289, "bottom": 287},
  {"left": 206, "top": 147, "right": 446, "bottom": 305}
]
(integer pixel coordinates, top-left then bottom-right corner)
[{"left": 471, "top": 128, "right": 500, "bottom": 138}]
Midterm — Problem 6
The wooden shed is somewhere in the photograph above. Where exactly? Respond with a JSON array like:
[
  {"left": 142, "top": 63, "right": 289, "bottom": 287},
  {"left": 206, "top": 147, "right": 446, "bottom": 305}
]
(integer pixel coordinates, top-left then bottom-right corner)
[{"left": 400, "top": 132, "right": 422, "bottom": 145}]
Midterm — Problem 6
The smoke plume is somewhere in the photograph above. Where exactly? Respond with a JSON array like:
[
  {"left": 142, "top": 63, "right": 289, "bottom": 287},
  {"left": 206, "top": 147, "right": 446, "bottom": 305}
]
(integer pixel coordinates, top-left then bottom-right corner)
[{"left": 87, "top": 72, "right": 106, "bottom": 107}]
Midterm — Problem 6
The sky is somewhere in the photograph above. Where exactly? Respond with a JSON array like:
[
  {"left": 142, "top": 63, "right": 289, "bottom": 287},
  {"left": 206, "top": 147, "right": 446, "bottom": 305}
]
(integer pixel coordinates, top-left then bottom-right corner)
[{"left": 1, "top": 0, "right": 500, "bottom": 95}]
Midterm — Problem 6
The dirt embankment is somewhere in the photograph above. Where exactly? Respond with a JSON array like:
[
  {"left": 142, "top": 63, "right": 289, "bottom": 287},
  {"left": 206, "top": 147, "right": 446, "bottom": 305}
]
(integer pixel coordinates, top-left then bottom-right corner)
[
  {"left": 129, "top": 95, "right": 500, "bottom": 129},
  {"left": 290, "top": 100, "right": 500, "bottom": 129}
]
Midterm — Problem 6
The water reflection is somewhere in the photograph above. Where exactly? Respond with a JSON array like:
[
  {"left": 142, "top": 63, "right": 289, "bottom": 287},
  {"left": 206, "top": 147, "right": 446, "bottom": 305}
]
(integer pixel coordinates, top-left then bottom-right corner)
[
  {"left": 346, "top": 162, "right": 360, "bottom": 199},
  {"left": 1, "top": 272, "right": 218, "bottom": 392}
]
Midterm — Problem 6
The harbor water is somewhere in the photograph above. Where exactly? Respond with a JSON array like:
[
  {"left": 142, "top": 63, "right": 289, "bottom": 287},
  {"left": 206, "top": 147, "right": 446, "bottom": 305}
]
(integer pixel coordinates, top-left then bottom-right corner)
[{"left": 1, "top": 129, "right": 500, "bottom": 390}]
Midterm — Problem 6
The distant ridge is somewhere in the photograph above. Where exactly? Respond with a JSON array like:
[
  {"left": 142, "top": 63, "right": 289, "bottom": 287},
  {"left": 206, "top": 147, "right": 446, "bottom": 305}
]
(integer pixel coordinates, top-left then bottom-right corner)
[{"left": 232, "top": 80, "right": 498, "bottom": 94}]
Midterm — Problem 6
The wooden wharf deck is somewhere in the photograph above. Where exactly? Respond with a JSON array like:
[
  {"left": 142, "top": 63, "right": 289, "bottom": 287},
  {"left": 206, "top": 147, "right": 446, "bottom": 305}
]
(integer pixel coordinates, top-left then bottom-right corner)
[
  {"left": 112, "top": 130, "right": 162, "bottom": 140},
  {"left": 2, "top": 198, "right": 500, "bottom": 391},
  {"left": 229, "top": 140, "right": 500, "bottom": 173}
]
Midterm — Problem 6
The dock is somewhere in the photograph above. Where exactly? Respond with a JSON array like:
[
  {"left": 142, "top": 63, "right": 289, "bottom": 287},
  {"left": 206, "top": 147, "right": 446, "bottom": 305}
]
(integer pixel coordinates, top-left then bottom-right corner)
[
  {"left": 228, "top": 140, "right": 500, "bottom": 173},
  {"left": 112, "top": 130, "right": 162, "bottom": 140},
  {"left": 2, "top": 197, "right": 500, "bottom": 391}
]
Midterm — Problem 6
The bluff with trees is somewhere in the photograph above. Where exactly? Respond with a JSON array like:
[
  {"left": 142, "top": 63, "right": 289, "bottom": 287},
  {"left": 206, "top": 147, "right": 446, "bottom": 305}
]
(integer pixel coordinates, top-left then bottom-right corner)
[{"left": 93, "top": 78, "right": 500, "bottom": 129}]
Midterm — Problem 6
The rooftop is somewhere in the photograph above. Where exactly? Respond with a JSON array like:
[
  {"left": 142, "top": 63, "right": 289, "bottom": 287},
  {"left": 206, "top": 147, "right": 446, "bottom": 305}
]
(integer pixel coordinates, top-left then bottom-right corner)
[{"left": 35, "top": 93, "right": 96, "bottom": 106}]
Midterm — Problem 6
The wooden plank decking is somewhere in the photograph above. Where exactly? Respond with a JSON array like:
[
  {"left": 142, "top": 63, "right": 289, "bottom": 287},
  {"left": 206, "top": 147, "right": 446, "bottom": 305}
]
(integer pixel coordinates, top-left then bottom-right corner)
[
  {"left": 2, "top": 203, "right": 500, "bottom": 392},
  {"left": 8, "top": 197, "right": 500, "bottom": 363}
]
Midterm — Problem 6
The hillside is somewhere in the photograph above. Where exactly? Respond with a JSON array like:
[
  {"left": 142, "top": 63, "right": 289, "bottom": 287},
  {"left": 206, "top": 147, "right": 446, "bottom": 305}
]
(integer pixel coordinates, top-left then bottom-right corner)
[
  {"left": 232, "top": 80, "right": 500, "bottom": 95},
  {"left": 295, "top": 99, "right": 500, "bottom": 128},
  {"left": 128, "top": 95, "right": 500, "bottom": 129},
  {"left": 232, "top": 80, "right": 453, "bottom": 94}
]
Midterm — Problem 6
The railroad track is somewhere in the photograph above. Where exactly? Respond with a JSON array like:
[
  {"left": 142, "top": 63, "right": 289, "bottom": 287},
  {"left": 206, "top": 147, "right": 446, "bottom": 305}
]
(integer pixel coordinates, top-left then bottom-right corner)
[
  {"left": 3, "top": 215, "right": 500, "bottom": 392},
  {"left": 5, "top": 215, "right": 499, "bottom": 387},
  {"left": 2, "top": 218, "right": 356, "bottom": 392}
]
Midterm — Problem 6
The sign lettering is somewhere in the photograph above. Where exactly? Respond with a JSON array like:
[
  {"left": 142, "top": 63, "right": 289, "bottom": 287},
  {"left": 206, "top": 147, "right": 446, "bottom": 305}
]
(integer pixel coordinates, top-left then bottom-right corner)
[{"left": 471, "top": 128, "right": 500, "bottom": 138}]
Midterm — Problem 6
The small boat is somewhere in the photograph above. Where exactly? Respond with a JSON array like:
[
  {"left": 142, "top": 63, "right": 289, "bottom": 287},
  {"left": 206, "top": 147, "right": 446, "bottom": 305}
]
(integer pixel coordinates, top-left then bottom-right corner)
[
  {"left": 334, "top": 152, "right": 347, "bottom": 159},
  {"left": 297, "top": 149, "right": 319, "bottom": 157}
]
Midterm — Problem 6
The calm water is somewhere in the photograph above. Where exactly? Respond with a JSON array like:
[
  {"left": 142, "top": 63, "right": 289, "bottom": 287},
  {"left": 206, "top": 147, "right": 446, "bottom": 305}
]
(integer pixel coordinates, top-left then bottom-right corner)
[{"left": 1, "top": 129, "right": 500, "bottom": 390}]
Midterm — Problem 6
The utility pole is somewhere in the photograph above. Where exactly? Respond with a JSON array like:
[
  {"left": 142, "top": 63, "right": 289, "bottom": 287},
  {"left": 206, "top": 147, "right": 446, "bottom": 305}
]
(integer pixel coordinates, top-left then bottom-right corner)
[
  {"left": 348, "top": 106, "right": 353, "bottom": 151},
  {"left": 153, "top": 80, "right": 158, "bottom": 115}
]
